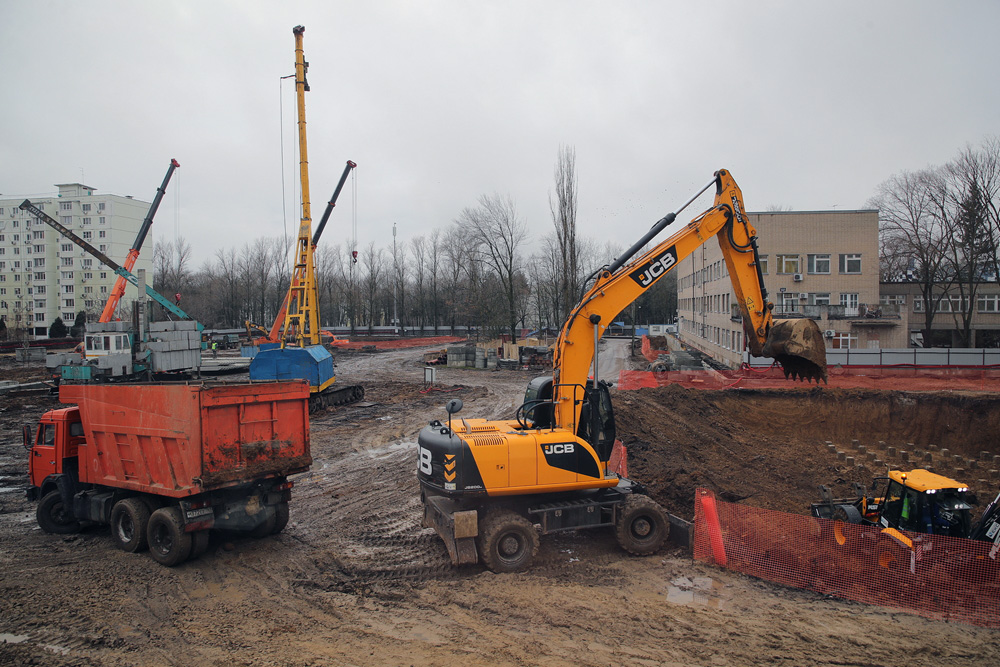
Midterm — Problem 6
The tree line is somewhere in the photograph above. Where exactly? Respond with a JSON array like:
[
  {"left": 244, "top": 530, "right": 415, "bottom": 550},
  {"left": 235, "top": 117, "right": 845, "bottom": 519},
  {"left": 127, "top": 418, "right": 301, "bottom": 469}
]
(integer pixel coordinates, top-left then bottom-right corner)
[
  {"left": 872, "top": 136, "right": 1000, "bottom": 346},
  {"left": 150, "top": 146, "right": 677, "bottom": 339}
]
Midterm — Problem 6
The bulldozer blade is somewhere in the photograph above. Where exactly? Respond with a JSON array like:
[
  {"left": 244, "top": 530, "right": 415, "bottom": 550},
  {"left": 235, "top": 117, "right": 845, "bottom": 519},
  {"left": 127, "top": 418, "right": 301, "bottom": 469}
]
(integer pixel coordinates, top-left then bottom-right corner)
[{"left": 762, "top": 319, "right": 828, "bottom": 384}]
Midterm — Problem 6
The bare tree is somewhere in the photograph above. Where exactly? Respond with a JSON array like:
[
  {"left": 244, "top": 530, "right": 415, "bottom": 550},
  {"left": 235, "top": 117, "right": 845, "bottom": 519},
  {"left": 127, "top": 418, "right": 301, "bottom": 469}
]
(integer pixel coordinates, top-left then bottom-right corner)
[
  {"left": 550, "top": 145, "right": 578, "bottom": 325},
  {"left": 360, "top": 242, "right": 384, "bottom": 332},
  {"left": 457, "top": 193, "right": 528, "bottom": 341},
  {"left": 870, "top": 169, "right": 954, "bottom": 347},
  {"left": 410, "top": 236, "right": 427, "bottom": 329}
]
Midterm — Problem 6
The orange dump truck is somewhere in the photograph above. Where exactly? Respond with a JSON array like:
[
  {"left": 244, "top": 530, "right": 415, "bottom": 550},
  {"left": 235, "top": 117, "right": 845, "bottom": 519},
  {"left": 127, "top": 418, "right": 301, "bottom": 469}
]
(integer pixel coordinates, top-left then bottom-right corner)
[{"left": 25, "top": 380, "right": 311, "bottom": 565}]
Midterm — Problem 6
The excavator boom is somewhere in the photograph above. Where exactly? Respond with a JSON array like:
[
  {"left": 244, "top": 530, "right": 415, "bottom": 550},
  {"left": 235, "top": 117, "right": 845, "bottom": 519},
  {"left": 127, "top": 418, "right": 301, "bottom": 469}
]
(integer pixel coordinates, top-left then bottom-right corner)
[{"left": 552, "top": 169, "right": 827, "bottom": 432}]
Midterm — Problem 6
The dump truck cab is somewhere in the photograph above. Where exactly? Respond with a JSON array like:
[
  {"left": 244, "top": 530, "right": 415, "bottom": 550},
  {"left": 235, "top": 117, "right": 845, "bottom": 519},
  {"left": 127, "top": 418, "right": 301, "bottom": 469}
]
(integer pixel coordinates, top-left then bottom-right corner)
[{"left": 25, "top": 406, "right": 85, "bottom": 497}]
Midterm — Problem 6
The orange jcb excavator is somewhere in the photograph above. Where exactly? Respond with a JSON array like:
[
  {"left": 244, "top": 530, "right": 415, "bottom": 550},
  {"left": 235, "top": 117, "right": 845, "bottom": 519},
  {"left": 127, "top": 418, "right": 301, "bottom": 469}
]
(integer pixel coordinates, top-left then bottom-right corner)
[{"left": 417, "top": 169, "right": 828, "bottom": 572}]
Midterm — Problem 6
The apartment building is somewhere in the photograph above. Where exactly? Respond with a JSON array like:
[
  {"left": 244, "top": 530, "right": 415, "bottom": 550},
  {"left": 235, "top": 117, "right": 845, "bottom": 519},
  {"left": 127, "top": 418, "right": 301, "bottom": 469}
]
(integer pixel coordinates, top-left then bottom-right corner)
[
  {"left": 880, "top": 281, "right": 1000, "bottom": 348},
  {"left": 0, "top": 183, "right": 151, "bottom": 338},
  {"left": 676, "top": 210, "right": 908, "bottom": 369}
]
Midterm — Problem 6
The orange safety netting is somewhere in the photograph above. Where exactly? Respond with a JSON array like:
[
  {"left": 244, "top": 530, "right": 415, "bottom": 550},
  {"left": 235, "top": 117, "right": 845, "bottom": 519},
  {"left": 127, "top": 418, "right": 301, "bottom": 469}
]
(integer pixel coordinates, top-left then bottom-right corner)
[
  {"left": 692, "top": 488, "right": 1000, "bottom": 627},
  {"left": 641, "top": 335, "right": 669, "bottom": 364},
  {"left": 617, "top": 365, "right": 1000, "bottom": 392}
]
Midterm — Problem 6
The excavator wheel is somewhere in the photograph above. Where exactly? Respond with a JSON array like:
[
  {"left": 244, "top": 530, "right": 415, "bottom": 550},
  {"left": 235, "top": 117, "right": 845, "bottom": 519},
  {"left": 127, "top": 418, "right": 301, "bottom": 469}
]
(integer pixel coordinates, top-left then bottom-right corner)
[
  {"left": 763, "top": 319, "right": 828, "bottom": 384},
  {"left": 477, "top": 509, "right": 539, "bottom": 573},
  {"left": 615, "top": 494, "right": 669, "bottom": 556}
]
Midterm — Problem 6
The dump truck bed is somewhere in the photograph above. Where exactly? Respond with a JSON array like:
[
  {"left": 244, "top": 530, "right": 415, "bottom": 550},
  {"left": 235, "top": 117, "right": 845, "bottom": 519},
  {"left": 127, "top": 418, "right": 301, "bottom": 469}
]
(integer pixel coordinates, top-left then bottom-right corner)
[{"left": 59, "top": 381, "right": 311, "bottom": 497}]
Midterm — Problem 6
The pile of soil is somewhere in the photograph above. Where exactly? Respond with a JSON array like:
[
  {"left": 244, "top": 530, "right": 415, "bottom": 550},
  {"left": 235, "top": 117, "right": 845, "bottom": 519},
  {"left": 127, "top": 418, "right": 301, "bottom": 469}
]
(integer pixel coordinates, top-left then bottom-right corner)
[{"left": 614, "top": 385, "right": 1000, "bottom": 520}]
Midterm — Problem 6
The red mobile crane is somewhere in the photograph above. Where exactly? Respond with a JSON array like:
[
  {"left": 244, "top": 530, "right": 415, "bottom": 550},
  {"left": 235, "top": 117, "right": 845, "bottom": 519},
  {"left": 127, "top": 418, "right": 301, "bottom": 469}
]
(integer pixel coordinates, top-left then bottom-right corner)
[{"left": 100, "top": 159, "right": 180, "bottom": 322}]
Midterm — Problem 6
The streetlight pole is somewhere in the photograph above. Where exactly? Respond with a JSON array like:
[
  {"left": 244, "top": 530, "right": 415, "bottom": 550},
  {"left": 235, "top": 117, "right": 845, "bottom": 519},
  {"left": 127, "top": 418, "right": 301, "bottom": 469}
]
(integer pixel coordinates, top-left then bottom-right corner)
[{"left": 392, "top": 223, "right": 398, "bottom": 331}]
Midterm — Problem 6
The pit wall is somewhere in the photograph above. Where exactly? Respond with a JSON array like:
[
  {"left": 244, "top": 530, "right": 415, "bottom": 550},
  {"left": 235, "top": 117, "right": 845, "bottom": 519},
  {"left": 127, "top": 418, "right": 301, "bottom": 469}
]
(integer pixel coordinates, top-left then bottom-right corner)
[{"left": 693, "top": 488, "right": 1000, "bottom": 627}]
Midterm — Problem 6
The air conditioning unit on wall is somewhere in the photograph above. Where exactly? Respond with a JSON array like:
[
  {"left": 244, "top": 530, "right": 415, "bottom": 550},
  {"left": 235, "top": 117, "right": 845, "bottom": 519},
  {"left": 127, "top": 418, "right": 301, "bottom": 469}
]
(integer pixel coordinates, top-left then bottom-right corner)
[
  {"left": 793, "top": 273, "right": 803, "bottom": 282},
  {"left": 824, "top": 330, "right": 836, "bottom": 338},
  {"left": 799, "top": 293, "right": 809, "bottom": 299}
]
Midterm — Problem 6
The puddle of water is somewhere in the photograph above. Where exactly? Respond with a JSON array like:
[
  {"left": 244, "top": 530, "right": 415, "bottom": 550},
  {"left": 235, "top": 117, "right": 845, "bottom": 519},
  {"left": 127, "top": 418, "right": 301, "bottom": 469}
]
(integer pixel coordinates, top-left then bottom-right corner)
[
  {"left": 665, "top": 575, "right": 728, "bottom": 610},
  {"left": 0, "top": 633, "right": 30, "bottom": 644}
]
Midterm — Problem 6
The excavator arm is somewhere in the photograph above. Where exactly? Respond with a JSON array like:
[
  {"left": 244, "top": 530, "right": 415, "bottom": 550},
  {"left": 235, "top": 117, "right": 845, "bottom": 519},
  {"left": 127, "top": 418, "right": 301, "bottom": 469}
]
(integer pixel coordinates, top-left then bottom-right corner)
[{"left": 551, "top": 169, "right": 827, "bottom": 432}]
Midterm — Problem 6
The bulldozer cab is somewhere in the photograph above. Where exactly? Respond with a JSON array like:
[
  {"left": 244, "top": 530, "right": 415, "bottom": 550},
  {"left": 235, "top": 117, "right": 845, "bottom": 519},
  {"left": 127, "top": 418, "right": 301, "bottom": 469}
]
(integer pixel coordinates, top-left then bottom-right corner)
[{"left": 875, "top": 470, "right": 972, "bottom": 537}]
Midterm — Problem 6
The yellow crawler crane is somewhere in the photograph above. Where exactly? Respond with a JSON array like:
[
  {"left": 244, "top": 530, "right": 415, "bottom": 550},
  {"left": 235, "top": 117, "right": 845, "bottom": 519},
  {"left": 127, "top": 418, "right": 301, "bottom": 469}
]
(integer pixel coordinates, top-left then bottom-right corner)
[
  {"left": 250, "top": 26, "right": 363, "bottom": 409},
  {"left": 417, "top": 169, "right": 828, "bottom": 572}
]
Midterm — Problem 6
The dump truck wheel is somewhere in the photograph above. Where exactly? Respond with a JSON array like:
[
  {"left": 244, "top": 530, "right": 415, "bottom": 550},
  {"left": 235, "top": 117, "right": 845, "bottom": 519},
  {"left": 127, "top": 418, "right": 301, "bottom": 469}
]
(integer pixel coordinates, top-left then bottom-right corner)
[
  {"left": 272, "top": 502, "right": 290, "bottom": 534},
  {"left": 190, "top": 530, "right": 210, "bottom": 559},
  {"left": 110, "top": 498, "right": 151, "bottom": 552},
  {"left": 477, "top": 510, "right": 538, "bottom": 573},
  {"left": 147, "top": 507, "right": 193, "bottom": 566},
  {"left": 615, "top": 494, "right": 669, "bottom": 555},
  {"left": 37, "top": 490, "right": 81, "bottom": 535}
]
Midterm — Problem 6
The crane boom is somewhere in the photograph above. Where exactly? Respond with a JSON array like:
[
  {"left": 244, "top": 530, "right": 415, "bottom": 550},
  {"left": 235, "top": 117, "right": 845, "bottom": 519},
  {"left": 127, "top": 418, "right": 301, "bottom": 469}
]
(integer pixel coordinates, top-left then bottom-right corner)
[
  {"left": 101, "top": 159, "right": 180, "bottom": 322},
  {"left": 278, "top": 24, "right": 322, "bottom": 349}
]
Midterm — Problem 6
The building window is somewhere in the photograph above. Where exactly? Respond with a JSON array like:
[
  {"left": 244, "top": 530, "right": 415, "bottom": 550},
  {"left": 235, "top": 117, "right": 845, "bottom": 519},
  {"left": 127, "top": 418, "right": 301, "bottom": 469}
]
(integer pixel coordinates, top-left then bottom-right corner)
[
  {"left": 881, "top": 294, "right": 906, "bottom": 306},
  {"left": 82, "top": 204, "right": 91, "bottom": 212},
  {"left": 839, "top": 254, "right": 862, "bottom": 274},
  {"left": 82, "top": 231, "right": 92, "bottom": 240},
  {"left": 60, "top": 202, "right": 72, "bottom": 211},
  {"left": 33, "top": 231, "right": 44, "bottom": 240},
  {"left": 807, "top": 293, "right": 831, "bottom": 306},
  {"left": 98, "top": 230, "right": 106, "bottom": 238},
  {"left": 757, "top": 255, "right": 768, "bottom": 275},
  {"left": 61, "top": 216, "right": 72, "bottom": 226},
  {"left": 35, "top": 285, "right": 45, "bottom": 294},
  {"left": 61, "top": 243, "right": 72, "bottom": 252},
  {"left": 99, "top": 216, "right": 105, "bottom": 224},
  {"left": 33, "top": 245, "right": 43, "bottom": 253},
  {"left": 35, "top": 312, "right": 45, "bottom": 322},
  {"left": 98, "top": 203, "right": 105, "bottom": 211},
  {"left": 777, "top": 255, "right": 799, "bottom": 274},
  {"left": 830, "top": 332, "right": 858, "bottom": 349},
  {"left": 34, "top": 273, "right": 44, "bottom": 280},
  {"left": 82, "top": 218, "right": 91, "bottom": 226},
  {"left": 978, "top": 294, "right": 1000, "bottom": 313},
  {"left": 63, "top": 285, "right": 74, "bottom": 293},
  {"left": 807, "top": 254, "right": 830, "bottom": 274},
  {"left": 61, "top": 257, "right": 73, "bottom": 267},
  {"left": 840, "top": 293, "right": 859, "bottom": 309},
  {"left": 63, "top": 299, "right": 74, "bottom": 308}
]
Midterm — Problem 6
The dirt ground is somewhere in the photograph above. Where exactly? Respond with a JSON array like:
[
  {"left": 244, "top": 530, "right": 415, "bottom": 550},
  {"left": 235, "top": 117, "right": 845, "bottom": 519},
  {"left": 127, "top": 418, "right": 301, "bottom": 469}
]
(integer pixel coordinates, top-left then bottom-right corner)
[{"left": 1, "top": 343, "right": 999, "bottom": 666}]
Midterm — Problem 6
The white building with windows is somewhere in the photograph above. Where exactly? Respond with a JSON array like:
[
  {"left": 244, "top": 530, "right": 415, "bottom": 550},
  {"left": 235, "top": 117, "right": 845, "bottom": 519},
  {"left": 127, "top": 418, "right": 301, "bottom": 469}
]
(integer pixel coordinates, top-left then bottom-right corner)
[
  {"left": 0, "top": 183, "right": 152, "bottom": 338},
  {"left": 676, "top": 210, "right": 909, "bottom": 369}
]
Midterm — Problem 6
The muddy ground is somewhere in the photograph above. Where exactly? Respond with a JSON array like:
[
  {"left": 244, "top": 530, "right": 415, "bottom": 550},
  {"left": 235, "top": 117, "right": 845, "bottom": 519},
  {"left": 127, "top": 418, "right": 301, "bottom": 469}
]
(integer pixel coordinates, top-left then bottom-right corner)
[{"left": 1, "top": 342, "right": 999, "bottom": 666}]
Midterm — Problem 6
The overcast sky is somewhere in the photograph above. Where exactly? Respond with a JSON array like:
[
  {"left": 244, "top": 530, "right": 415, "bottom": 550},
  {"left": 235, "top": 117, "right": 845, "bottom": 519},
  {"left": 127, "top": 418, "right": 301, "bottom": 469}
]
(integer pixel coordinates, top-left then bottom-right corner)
[{"left": 2, "top": 1, "right": 997, "bottom": 269}]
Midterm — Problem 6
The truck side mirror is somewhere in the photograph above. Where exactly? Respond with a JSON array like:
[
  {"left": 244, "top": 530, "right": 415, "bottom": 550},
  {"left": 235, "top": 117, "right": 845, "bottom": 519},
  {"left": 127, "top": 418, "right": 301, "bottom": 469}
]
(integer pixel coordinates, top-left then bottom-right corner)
[
  {"left": 22, "top": 424, "right": 33, "bottom": 451},
  {"left": 445, "top": 399, "right": 463, "bottom": 415}
]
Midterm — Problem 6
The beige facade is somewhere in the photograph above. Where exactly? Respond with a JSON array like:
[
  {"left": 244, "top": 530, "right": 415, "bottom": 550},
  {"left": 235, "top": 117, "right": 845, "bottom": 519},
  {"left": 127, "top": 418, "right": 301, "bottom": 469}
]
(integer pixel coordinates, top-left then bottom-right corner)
[
  {"left": 676, "top": 210, "right": 908, "bottom": 368},
  {"left": 880, "top": 282, "right": 1000, "bottom": 347},
  {"left": 0, "top": 183, "right": 151, "bottom": 338}
]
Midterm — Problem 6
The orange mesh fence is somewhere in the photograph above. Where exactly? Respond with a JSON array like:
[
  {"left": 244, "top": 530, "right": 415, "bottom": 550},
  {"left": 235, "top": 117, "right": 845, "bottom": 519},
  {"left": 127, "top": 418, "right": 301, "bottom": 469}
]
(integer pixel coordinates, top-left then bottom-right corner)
[
  {"left": 617, "top": 366, "right": 1000, "bottom": 392},
  {"left": 640, "top": 335, "right": 669, "bottom": 364},
  {"left": 692, "top": 488, "right": 1000, "bottom": 627}
]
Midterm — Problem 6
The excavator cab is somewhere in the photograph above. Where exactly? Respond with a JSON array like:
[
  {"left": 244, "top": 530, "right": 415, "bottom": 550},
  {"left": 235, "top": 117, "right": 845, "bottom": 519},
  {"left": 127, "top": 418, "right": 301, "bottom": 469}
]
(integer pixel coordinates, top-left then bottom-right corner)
[{"left": 516, "top": 376, "right": 616, "bottom": 462}]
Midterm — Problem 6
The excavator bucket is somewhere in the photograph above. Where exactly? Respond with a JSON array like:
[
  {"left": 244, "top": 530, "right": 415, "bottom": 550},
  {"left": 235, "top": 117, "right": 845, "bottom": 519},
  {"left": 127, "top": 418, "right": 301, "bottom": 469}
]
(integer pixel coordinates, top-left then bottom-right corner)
[{"left": 762, "top": 319, "right": 828, "bottom": 383}]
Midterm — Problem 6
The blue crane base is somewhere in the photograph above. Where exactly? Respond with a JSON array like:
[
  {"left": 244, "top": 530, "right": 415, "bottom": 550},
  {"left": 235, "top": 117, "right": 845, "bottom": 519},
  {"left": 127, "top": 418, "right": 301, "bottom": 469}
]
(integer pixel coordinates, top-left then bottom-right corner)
[{"left": 249, "top": 345, "right": 335, "bottom": 393}]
